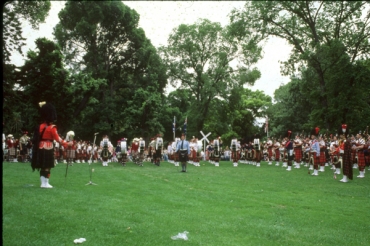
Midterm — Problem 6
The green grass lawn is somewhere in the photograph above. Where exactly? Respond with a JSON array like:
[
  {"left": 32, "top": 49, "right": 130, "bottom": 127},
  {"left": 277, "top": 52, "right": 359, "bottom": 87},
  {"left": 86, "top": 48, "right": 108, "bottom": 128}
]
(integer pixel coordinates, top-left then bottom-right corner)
[{"left": 3, "top": 160, "right": 370, "bottom": 246}]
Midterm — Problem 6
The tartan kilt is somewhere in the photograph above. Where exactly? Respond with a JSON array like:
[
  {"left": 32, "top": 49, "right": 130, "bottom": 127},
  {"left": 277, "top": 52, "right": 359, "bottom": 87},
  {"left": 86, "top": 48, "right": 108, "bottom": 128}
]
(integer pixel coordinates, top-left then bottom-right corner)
[
  {"left": 20, "top": 144, "right": 28, "bottom": 155},
  {"left": 8, "top": 147, "right": 16, "bottom": 156},
  {"left": 268, "top": 147, "right": 273, "bottom": 158},
  {"left": 274, "top": 149, "right": 280, "bottom": 161},
  {"left": 66, "top": 149, "right": 76, "bottom": 159},
  {"left": 231, "top": 151, "right": 239, "bottom": 161},
  {"left": 192, "top": 149, "right": 197, "bottom": 160},
  {"left": 294, "top": 148, "right": 302, "bottom": 161},
  {"left": 319, "top": 151, "right": 326, "bottom": 164},
  {"left": 357, "top": 151, "right": 366, "bottom": 169},
  {"left": 33, "top": 148, "right": 55, "bottom": 169},
  {"left": 313, "top": 154, "right": 320, "bottom": 165}
]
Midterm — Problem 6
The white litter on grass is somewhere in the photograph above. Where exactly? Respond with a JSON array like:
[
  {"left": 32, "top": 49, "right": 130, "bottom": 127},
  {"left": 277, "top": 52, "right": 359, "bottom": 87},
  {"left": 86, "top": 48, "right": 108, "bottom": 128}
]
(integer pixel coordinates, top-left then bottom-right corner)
[
  {"left": 73, "top": 238, "right": 86, "bottom": 244},
  {"left": 171, "top": 231, "right": 189, "bottom": 240}
]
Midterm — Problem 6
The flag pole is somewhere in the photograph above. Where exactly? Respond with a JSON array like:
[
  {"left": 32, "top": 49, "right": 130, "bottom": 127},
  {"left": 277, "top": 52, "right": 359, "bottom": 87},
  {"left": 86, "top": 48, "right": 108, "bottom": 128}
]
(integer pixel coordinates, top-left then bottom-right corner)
[{"left": 173, "top": 116, "right": 176, "bottom": 141}]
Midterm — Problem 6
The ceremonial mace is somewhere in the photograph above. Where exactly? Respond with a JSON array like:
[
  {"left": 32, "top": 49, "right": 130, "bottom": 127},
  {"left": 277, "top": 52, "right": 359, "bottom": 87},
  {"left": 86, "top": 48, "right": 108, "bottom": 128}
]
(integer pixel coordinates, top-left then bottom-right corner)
[{"left": 86, "top": 132, "right": 99, "bottom": 186}]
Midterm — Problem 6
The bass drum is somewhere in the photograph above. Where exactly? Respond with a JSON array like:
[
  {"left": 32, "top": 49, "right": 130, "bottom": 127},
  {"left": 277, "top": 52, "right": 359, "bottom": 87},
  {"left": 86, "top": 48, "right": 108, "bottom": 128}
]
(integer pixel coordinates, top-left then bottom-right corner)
[{"left": 120, "top": 141, "right": 127, "bottom": 154}]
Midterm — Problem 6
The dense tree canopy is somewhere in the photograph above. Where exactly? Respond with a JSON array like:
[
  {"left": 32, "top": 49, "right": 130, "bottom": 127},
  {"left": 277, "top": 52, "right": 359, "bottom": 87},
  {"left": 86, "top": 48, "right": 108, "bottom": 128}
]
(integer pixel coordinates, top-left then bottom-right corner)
[
  {"left": 159, "top": 18, "right": 263, "bottom": 134},
  {"left": 230, "top": 1, "right": 370, "bottom": 134},
  {"left": 3, "top": 1, "right": 369, "bottom": 143}
]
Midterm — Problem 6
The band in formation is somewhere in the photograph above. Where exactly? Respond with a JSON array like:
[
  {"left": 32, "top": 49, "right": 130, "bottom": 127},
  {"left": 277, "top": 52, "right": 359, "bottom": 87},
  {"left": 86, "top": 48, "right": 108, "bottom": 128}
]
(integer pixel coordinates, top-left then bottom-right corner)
[{"left": 4, "top": 102, "right": 369, "bottom": 188}]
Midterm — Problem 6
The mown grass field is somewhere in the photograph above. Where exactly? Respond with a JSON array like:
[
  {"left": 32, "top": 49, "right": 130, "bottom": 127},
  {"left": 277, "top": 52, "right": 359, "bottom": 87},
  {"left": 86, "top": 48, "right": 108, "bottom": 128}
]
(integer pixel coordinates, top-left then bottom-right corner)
[{"left": 3, "top": 160, "right": 370, "bottom": 246}]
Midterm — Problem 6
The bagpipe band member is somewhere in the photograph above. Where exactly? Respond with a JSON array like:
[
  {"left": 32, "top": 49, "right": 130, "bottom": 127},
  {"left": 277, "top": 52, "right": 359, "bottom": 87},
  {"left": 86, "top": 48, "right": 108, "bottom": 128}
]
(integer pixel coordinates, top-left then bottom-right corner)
[
  {"left": 239, "top": 144, "right": 246, "bottom": 164},
  {"left": 31, "top": 102, "right": 72, "bottom": 188},
  {"left": 318, "top": 135, "right": 327, "bottom": 172},
  {"left": 65, "top": 131, "right": 76, "bottom": 165},
  {"left": 274, "top": 139, "right": 281, "bottom": 166},
  {"left": 196, "top": 139, "right": 202, "bottom": 165},
  {"left": 310, "top": 127, "right": 321, "bottom": 176},
  {"left": 302, "top": 138, "right": 311, "bottom": 167},
  {"left": 350, "top": 136, "right": 358, "bottom": 169},
  {"left": 149, "top": 138, "right": 155, "bottom": 164},
  {"left": 285, "top": 131, "right": 294, "bottom": 171},
  {"left": 154, "top": 135, "right": 163, "bottom": 166},
  {"left": 138, "top": 138, "right": 145, "bottom": 166},
  {"left": 19, "top": 130, "right": 30, "bottom": 162},
  {"left": 293, "top": 135, "right": 303, "bottom": 168},
  {"left": 213, "top": 139, "right": 220, "bottom": 167},
  {"left": 130, "top": 138, "right": 139, "bottom": 164},
  {"left": 330, "top": 137, "right": 341, "bottom": 175},
  {"left": 173, "top": 137, "right": 181, "bottom": 166},
  {"left": 176, "top": 134, "right": 190, "bottom": 172},
  {"left": 100, "top": 135, "right": 112, "bottom": 166},
  {"left": 340, "top": 124, "right": 353, "bottom": 182},
  {"left": 76, "top": 140, "right": 82, "bottom": 163},
  {"left": 6, "top": 134, "right": 17, "bottom": 162},
  {"left": 253, "top": 134, "right": 262, "bottom": 167},
  {"left": 191, "top": 138, "right": 200, "bottom": 167},
  {"left": 120, "top": 138, "right": 128, "bottom": 166},
  {"left": 231, "top": 138, "right": 239, "bottom": 167},
  {"left": 266, "top": 137, "right": 273, "bottom": 164},
  {"left": 354, "top": 132, "right": 366, "bottom": 178}
]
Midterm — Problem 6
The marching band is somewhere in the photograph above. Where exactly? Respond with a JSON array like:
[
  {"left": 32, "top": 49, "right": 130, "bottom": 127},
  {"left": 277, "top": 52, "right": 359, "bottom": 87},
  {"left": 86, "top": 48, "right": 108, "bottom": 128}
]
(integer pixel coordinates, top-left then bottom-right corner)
[{"left": 4, "top": 125, "right": 370, "bottom": 183}]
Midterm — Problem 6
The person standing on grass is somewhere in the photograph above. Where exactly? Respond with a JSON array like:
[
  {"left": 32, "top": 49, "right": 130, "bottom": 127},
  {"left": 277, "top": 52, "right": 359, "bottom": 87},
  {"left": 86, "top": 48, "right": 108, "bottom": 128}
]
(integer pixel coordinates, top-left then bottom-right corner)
[
  {"left": 176, "top": 134, "right": 190, "bottom": 172},
  {"left": 354, "top": 132, "right": 366, "bottom": 178},
  {"left": 19, "top": 130, "right": 30, "bottom": 162},
  {"left": 310, "top": 127, "right": 321, "bottom": 176},
  {"left": 31, "top": 102, "right": 72, "bottom": 188},
  {"left": 340, "top": 124, "right": 353, "bottom": 183},
  {"left": 285, "top": 131, "right": 293, "bottom": 171}
]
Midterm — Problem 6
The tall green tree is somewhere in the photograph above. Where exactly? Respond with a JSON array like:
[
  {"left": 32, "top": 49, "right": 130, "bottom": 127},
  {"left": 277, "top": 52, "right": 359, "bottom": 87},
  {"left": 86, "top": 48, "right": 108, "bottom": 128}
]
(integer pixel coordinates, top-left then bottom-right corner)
[
  {"left": 159, "top": 18, "right": 263, "bottom": 134},
  {"left": 230, "top": 1, "right": 370, "bottom": 130},
  {"left": 18, "top": 38, "right": 72, "bottom": 134},
  {"left": 54, "top": 1, "right": 167, "bottom": 141},
  {"left": 3, "top": 0, "right": 51, "bottom": 133}
]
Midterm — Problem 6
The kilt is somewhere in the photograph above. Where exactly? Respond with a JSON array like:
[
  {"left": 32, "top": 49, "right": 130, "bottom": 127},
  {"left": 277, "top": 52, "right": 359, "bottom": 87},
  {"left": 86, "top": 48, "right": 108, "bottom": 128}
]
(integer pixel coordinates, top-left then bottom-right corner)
[
  {"left": 319, "top": 151, "right": 326, "bottom": 164},
  {"left": 155, "top": 149, "right": 162, "bottom": 160},
  {"left": 231, "top": 151, "right": 239, "bottom": 162},
  {"left": 192, "top": 149, "right": 197, "bottom": 160},
  {"left": 178, "top": 150, "right": 188, "bottom": 162},
  {"left": 275, "top": 149, "right": 280, "bottom": 161},
  {"left": 255, "top": 150, "right": 262, "bottom": 162},
  {"left": 294, "top": 148, "right": 302, "bottom": 162},
  {"left": 20, "top": 144, "right": 28, "bottom": 155},
  {"left": 66, "top": 149, "right": 76, "bottom": 159},
  {"left": 268, "top": 147, "right": 273, "bottom": 158},
  {"left": 357, "top": 151, "right": 366, "bottom": 169},
  {"left": 32, "top": 148, "right": 55, "bottom": 169},
  {"left": 343, "top": 142, "right": 353, "bottom": 179},
  {"left": 8, "top": 147, "right": 16, "bottom": 156}
]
